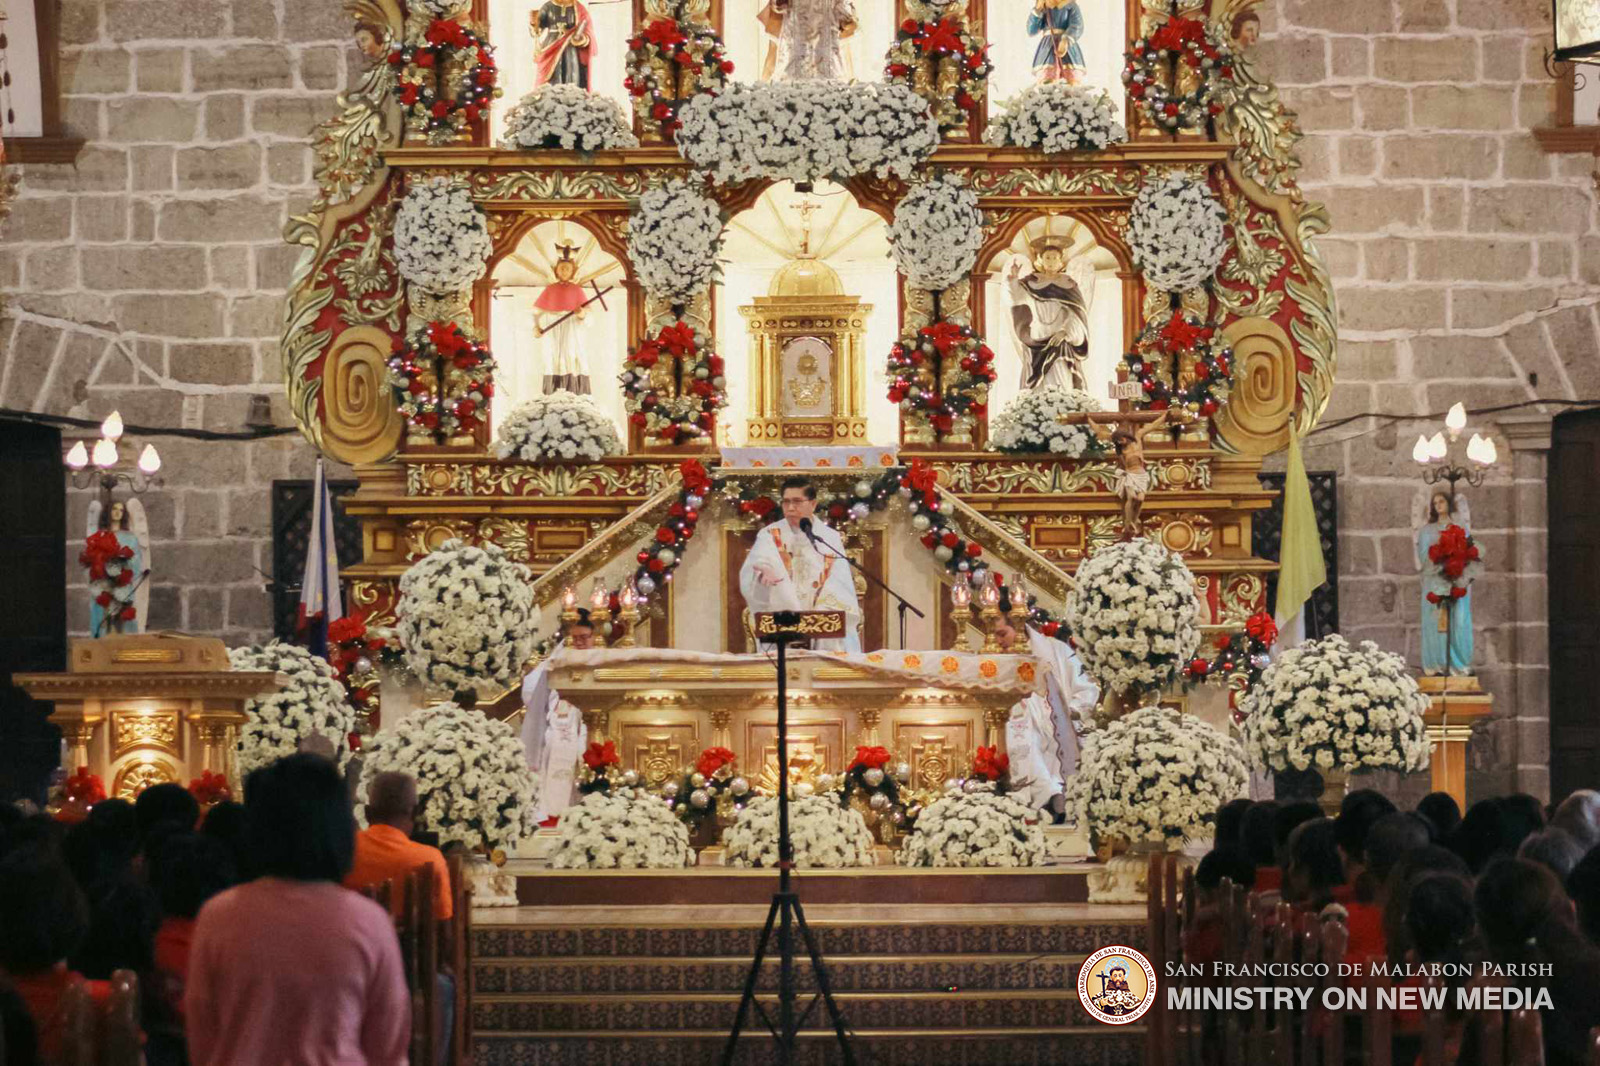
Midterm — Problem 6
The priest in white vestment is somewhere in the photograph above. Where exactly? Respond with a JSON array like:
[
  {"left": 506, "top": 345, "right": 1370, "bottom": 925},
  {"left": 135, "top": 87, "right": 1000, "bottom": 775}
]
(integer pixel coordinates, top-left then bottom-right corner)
[
  {"left": 737, "top": 477, "right": 863, "bottom": 653},
  {"left": 995, "top": 608, "right": 1099, "bottom": 815},
  {"left": 519, "top": 610, "right": 593, "bottom": 822}
]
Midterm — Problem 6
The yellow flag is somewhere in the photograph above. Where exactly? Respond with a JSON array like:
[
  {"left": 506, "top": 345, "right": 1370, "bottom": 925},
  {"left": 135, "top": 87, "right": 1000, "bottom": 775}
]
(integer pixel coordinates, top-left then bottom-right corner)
[{"left": 1274, "top": 431, "right": 1327, "bottom": 626}]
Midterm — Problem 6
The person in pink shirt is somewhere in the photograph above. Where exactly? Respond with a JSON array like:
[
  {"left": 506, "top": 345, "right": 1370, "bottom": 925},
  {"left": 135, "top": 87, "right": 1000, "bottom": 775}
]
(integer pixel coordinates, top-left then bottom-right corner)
[{"left": 185, "top": 754, "right": 410, "bottom": 1066}]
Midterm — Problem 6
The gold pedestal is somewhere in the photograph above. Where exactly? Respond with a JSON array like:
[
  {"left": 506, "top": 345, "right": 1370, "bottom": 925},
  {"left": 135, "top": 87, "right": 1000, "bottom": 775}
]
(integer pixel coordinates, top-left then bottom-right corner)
[
  {"left": 15, "top": 634, "right": 279, "bottom": 799},
  {"left": 1418, "top": 674, "right": 1493, "bottom": 811}
]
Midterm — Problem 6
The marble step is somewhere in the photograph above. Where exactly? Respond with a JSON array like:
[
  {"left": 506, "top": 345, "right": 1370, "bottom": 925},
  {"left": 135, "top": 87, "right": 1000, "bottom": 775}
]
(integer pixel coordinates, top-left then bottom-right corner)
[
  {"left": 473, "top": 951, "right": 1086, "bottom": 995},
  {"left": 472, "top": 989, "right": 1107, "bottom": 1033},
  {"left": 473, "top": 1027, "right": 1142, "bottom": 1066}
]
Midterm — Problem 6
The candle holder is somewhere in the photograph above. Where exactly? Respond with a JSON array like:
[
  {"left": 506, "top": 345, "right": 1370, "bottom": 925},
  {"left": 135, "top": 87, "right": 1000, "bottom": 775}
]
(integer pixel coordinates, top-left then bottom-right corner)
[
  {"left": 949, "top": 579, "right": 973, "bottom": 653},
  {"left": 560, "top": 586, "right": 580, "bottom": 648},
  {"left": 1007, "top": 574, "right": 1030, "bottom": 635},
  {"left": 614, "top": 580, "right": 642, "bottom": 648},
  {"left": 589, "top": 579, "right": 612, "bottom": 649},
  {"left": 977, "top": 575, "right": 1003, "bottom": 654}
]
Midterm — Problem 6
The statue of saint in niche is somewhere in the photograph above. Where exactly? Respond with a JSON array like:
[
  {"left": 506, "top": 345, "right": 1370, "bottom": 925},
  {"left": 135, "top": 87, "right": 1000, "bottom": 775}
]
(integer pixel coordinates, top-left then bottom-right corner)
[
  {"left": 1028, "top": 0, "right": 1086, "bottom": 84},
  {"left": 531, "top": 0, "right": 594, "bottom": 89},
  {"left": 1006, "top": 236, "right": 1095, "bottom": 392}
]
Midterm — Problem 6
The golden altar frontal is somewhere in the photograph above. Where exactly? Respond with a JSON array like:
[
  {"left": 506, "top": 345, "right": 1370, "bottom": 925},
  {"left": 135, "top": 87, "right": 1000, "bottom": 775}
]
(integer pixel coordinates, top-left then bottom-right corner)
[
  {"left": 546, "top": 647, "right": 1037, "bottom": 792},
  {"left": 14, "top": 633, "right": 279, "bottom": 798}
]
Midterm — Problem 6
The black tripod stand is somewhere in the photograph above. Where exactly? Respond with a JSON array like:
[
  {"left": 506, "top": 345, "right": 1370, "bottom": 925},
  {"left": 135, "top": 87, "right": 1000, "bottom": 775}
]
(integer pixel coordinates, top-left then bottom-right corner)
[{"left": 720, "top": 620, "right": 857, "bottom": 1066}]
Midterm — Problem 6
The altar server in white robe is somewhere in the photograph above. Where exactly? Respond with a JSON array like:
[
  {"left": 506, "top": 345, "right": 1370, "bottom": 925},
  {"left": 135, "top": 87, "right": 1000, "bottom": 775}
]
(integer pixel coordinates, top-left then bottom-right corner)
[
  {"left": 737, "top": 476, "right": 863, "bottom": 653},
  {"left": 519, "top": 610, "right": 593, "bottom": 822},
  {"left": 994, "top": 605, "right": 1099, "bottom": 816}
]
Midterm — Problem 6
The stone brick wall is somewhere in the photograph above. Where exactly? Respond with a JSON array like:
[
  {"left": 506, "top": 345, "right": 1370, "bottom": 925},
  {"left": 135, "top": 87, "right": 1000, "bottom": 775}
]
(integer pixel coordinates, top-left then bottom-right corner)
[
  {"left": 0, "top": 0, "right": 355, "bottom": 645},
  {"left": 1, "top": 0, "right": 1589, "bottom": 795},
  {"left": 1260, "top": 0, "right": 1594, "bottom": 800}
]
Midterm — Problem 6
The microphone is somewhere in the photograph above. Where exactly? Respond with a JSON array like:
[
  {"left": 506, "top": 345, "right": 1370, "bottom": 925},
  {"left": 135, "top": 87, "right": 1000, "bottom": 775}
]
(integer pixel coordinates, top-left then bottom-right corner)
[{"left": 798, "top": 517, "right": 818, "bottom": 545}]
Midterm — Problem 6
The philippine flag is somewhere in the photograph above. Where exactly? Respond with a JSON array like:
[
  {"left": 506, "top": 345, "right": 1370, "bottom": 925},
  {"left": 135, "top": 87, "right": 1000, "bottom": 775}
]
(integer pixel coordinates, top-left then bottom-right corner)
[{"left": 297, "top": 457, "right": 343, "bottom": 655}]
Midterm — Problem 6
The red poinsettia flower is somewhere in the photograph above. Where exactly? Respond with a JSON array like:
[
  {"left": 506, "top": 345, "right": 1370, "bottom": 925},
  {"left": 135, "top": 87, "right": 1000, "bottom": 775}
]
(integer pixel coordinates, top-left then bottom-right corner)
[
  {"left": 62, "top": 766, "right": 107, "bottom": 806},
  {"left": 919, "top": 321, "right": 966, "bottom": 355},
  {"left": 906, "top": 459, "right": 939, "bottom": 494},
  {"left": 913, "top": 18, "right": 964, "bottom": 54},
  {"left": 657, "top": 321, "right": 698, "bottom": 355},
  {"left": 848, "top": 745, "right": 892, "bottom": 771},
  {"left": 328, "top": 616, "right": 368, "bottom": 645},
  {"left": 642, "top": 17, "right": 688, "bottom": 50},
  {"left": 1244, "top": 610, "right": 1277, "bottom": 647},
  {"left": 1158, "top": 310, "right": 1205, "bottom": 352},
  {"left": 583, "top": 740, "right": 620, "bottom": 771},
  {"left": 971, "top": 745, "right": 1009, "bottom": 782},
  {"left": 655, "top": 527, "right": 677, "bottom": 544},
  {"left": 188, "top": 770, "right": 233, "bottom": 806},
  {"left": 695, "top": 746, "right": 736, "bottom": 777},
  {"left": 680, "top": 458, "right": 712, "bottom": 494}
]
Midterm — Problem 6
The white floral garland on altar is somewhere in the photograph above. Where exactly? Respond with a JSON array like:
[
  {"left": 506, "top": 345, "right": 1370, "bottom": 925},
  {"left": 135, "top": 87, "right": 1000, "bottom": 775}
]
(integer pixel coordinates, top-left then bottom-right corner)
[
  {"left": 492, "top": 390, "right": 622, "bottom": 463},
  {"left": 675, "top": 81, "right": 939, "bottom": 185},
  {"left": 988, "top": 385, "right": 1106, "bottom": 457},
  {"left": 1064, "top": 537, "right": 1202, "bottom": 698},
  {"left": 397, "top": 539, "right": 536, "bottom": 697},
  {"left": 887, "top": 174, "right": 983, "bottom": 293},
  {"left": 1126, "top": 171, "right": 1228, "bottom": 294},
  {"left": 393, "top": 177, "right": 493, "bottom": 295},
  {"left": 1065, "top": 706, "right": 1249, "bottom": 846},
  {"left": 724, "top": 794, "right": 876, "bottom": 869},
  {"left": 356, "top": 701, "right": 538, "bottom": 853},
  {"left": 626, "top": 179, "right": 726, "bottom": 306},
  {"left": 499, "top": 84, "right": 641, "bottom": 153},
  {"left": 1239, "top": 635, "right": 1431, "bottom": 775},
  {"left": 549, "top": 788, "right": 694, "bottom": 869},
  {"left": 898, "top": 786, "right": 1045, "bottom": 867},
  {"left": 229, "top": 642, "right": 356, "bottom": 780},
  {"left": 983, "top": 83, "right": 1127, "bottom": 153}
]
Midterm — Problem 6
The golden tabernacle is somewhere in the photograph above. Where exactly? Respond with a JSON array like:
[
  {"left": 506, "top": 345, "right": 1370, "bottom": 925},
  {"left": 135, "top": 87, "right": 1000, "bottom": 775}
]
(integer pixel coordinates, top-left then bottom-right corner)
[
  {"left": 545, "top": 646, "right": 1037, "bottom": 791},
  {"left": 14, "top": 633, "right": 279, "bottom": 798}
]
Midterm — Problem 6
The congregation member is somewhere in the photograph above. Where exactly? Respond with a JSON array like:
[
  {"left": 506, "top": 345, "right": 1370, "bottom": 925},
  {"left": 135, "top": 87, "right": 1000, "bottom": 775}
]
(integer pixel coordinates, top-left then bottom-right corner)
[
  {"left": 345, "top": 771, "right": 454, "bottom": 924},
  {"left": 185, "top": 753, "right": 409, "bottom": 1066},
  {"left": 1415, "top": 790, "right": 1462, "bottom": 841},
  {"left": 1238, "top": 801, "right": 1279, "bottom": 892},
  {"left": 146, "top": 833, "right": 236, "bottom": 1065}
]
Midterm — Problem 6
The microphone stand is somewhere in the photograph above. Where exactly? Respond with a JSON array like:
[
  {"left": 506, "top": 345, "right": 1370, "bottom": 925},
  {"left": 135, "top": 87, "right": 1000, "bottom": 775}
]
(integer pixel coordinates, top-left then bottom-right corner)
[{"left": 800, "top": 520, "right": 925, "bottom": 649}]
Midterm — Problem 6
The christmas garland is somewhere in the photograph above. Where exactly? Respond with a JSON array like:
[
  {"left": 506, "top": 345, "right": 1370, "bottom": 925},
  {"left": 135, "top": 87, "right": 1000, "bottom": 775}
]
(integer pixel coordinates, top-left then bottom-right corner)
[
  {"left": 1184, "top": 608, "right": 1278, "bottom": 717},
  {"left": 621, "top": 320, "right": 726, "bottom": 445},
  {"left": 387, "top": 321, "right": 496, "bottom": 439},
  {"left": 664, "top": 746, "right": 747, "bottom": 832},
  {"left": 1122, "top": 308, "right": 1234, "bottom": 416},
  {"left": 387, "top": 19, "right": 500, "bottom": 143},
  {"left": 883, "top": 16, "right": 992, "bottom": 131},
  {"left": 624, "top": 13, "right": 733, "bottom": 135},
  {"left": 1123, "top": 15, "right": 1234, "bottom": 133},
  {"left": 326, "top": 614, "right": 393, "bottom": 737},
  {"left": 837, "top": 745, "right": 910, "bottom": 831},
  {"left": 1426, "top": 524, "right": 1482, "bottom": 603},
  {"left": 630, "top": 459, "right": 715, "bottom": 599},
  {"left": 886, "top": 321, "right": 996, "bottom": 439}
]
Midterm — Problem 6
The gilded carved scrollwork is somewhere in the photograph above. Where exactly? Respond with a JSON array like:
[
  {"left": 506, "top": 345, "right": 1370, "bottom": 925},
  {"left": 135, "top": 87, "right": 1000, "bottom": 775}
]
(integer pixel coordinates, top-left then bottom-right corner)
[
  {"left": 1214, "top": 316, "right": 1298, "bottom": 455},
  {"left": 321, "top": 326, "right": 405, "bottom": 464}
]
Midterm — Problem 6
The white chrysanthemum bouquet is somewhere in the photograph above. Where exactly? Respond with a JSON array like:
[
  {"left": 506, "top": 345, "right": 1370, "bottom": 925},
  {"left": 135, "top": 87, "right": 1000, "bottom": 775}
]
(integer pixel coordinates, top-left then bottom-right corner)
[
  {"left": 1064, "top": 538, "right": 1203, "bottom": 698},
  {"left": 887, "top": 173, "right": 983, "bottom": 293},
  {"left": 549, "top": 787, "right": 694, "bottom": 869},
  {"left": 392, "top": 177, "right": 492, "bottom": 294},
  {"left": 988, "top": 386, "right": 1106, "bottom": 457},
  {"left": 397, "top": 539, "right": 536, "bottom": 698},
  {"left": 1239, "top": 634, "right": 1431, "bottom": 775},
  {"left": 356, "top": 701, "right": 538, "bottom": 853},
  {"left": 230, "top": 641, "right": 357, "bottom": 780},
  {"left": 898, "top": 785, "right": 1046, "bottom": 868},
  {"left": 626, "top": 179, "right": 726, "bottom": 307},
  {"left": 1126, "top": 171, "right": 1228, "bottom": 294},
  {"left": 492, "top": 391, "right": 622, "bottom": 464},
  {"left": 724, "top": 794, "right": 876, "bottom": 869},
  {"left": 500, "top": 84, "right": 640, "bottom": 152},
  {"left": 984, "top": 83, "right": 1127, "bottom": 153},
  {"left": 1065, "top": 706, "right": 1250, "bottom": 846}
]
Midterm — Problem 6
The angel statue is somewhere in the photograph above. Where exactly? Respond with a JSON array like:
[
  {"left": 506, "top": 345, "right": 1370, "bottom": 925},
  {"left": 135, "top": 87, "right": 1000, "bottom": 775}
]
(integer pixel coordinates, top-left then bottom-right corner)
[
  {"left": 85, "top": 498, "right": 151, "bottom": 637},
  {"left": 1416, "top": 491, "right": 1474, "bottom": 676},
  {"left": 757, "top": 0, "right": 858, "bottom": 81},
  {"left": 1007, "top": 236, "right": 1095, "bottom": 392}
]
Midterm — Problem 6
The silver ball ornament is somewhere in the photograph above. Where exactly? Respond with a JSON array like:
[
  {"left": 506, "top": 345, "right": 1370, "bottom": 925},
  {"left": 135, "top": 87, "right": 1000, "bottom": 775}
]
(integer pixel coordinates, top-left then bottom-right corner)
[
  {"left": 962, "top": 778, "right": 983, "bottom": 793},
  {"left": 354, "top": 657, "right": 373, "bottom": 675},
  {"left": 730, "top": 776, "right": 749, "bottom": 796},
  {"left": 685, "top": 493, "right": 704, "bottom": 509},
  {"left": 943, "top": 778, "right": 960, "bottom": 793},
  {"left": 816, "top": 773, "right": 835, "bottom": 792},
  {"left": 795, "top": 781, "right": 814, "bottom": 798},
  {"left": 849, "top": 502, "right": 870, "bottom": 521},
  {"left": 621, "top": 769, "right": 640, "bottom": 787},
  {"left": 894, "top": 761, "right": 911, "bottom": 782},
  {"left": 868, "top": 792, "right": 889, "bottom": 811},
  {"left": 689, "top": 788, "right": 711, "bottom": 809},
  {"left": 662, "top": 781, "right": 679, "bottom": 797},
  {"left": 853, "top": 480, "right": 872, "bottom": 498},
  {"left": 862, "top": 767, "right": 885, "bottom": 788},
  {"left": 911, "top": 514, "right": 931, "bottom": 532},
  {"left": 690, "top": 772, "right": 706, "bottom": 788},
  {"left": 934, "top": 546, "right": 953, "bottom": 563},
  {"left": 658, "top": 549, "right": 676, "bottom": 565},
  {"left": 637, "top": 576, "right": 657, "bottom": 596}
]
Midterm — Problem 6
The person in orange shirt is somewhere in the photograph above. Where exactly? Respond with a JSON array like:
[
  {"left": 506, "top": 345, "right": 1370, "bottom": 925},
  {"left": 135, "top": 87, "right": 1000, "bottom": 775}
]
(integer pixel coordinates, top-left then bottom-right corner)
[{"left": 344, "top": 771, "right": 453, "bottom": 922}]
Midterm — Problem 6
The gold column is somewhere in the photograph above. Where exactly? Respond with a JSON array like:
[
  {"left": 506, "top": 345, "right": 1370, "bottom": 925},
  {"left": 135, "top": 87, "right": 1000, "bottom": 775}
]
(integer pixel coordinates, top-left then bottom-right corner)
[
  {"left": 58, "top": 714, "right": 103, "bottom": 773},
  {"left": 709, "top": 709, "right": 733, "bottom": 750},
  {"left": 858, "top": 708, "right": 881, "bottom": 747},
  {"left": 983, "top": 704, "right": 1010, "bottom": 756},
  {"left": 190, "top": 710, "right": 242, "bottom": 782},
  {"left": 582, "top": 708, "right": 611, "bottom": 743}
]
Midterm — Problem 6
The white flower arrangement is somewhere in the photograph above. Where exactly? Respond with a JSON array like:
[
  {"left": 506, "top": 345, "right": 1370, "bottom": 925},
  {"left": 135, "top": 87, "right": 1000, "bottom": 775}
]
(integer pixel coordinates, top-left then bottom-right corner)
[
  {"left": 499, "top": 84, "right": 641, "bottom": 153},
  {"left": 356, "top": 701, "right": 538, "bottom": 853},
  {"left": 898, "top": 786, "right": 1046, "bottom": 867},
  {"left": 888, "top": 174, "right": 983, "bottom": 293},
  {"left": 548, "top": 788, "right": 694, "bottom": 869},
  {"left": 492, "top": 391, "right": 622, "bottom": 464},
  {"left": 724, "top": 794, "right": 876, "bottom": 869},
  {"left": 397, "top": 539, "right": 536, "bottom": 698},
  {"left": 1239, "top": 635, "right": 1431, "bottom": 775},
  {"left": 229, "top": 642, "right": 356, "bottom": 780},
  {"left": 1064, "top": 706, "right": 1250, "bottom": 846},
  {"left": 1126, "top": 171, "right": 1229, "bottom": 294},
  {"left": 983, "top": 83, "right": 1127, "bottom": 153},
  {"left": 988, "top": 385, "right": 1105, "bottom": 457},
  {"left": 675, "top": 81, "right": 939, "bottom": 185},
  {"left": 393, "top": 177, "right": 492, "bottom": 295},
  {"left": 626, "top": 179, "right": 726, "bottom": 306},
  {"left": 405, "top": 0, "right": 467, "bottom": 14},
  {"left": 1064, "top": 538, "right": 1203, "bottom": 698}
]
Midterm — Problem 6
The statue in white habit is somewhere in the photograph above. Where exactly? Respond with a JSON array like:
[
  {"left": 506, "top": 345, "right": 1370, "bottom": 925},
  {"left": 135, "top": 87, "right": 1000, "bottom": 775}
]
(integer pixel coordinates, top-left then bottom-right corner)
[
  {"left": 757, "top": 0, "right": 858, "bottom": 80},
  {"left": 737, "top": 477, "right": 862, "bottom": 653},
  {"left": 1006, "top": 236, "right": 1096, "bottom": 392}
]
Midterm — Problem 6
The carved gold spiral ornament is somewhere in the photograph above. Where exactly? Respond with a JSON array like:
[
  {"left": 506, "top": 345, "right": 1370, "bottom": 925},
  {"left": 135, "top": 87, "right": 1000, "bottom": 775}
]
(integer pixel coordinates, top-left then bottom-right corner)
[
  {"left": 1213, "top": 315, "right": 1297, "bottom": 455},
  {"left": 321, "top": 325, "right": 404, "bottom": 464}
]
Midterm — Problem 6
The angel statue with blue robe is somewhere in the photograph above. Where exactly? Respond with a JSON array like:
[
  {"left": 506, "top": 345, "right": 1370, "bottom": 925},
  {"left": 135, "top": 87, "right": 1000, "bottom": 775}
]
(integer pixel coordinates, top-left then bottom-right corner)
[
  {"left": 86, "top": 498, "right": 151, "bottom": 637},
  {"left": 1028, "top": 0, "right": 1086, "bottom": 84},
  {"left": 1415, "top": 491, "right": 1473, "bottom": 676}
]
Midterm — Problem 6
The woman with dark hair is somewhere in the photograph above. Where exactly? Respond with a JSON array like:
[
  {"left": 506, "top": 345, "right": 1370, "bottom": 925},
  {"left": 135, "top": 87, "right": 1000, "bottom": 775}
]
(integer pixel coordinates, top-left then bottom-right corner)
[
  {"left": 1240, "top": 800, "right": 1280, "bottom": 891},
  {"left": 1381, "top": 845, "right": 1470, "bottom": 968},
  {"left": 197, "top": 800, "right": 250, "bottom": 880},
  {"left": 1392, "top": 873, "right": 1477, "bottom": 1066},
  {"left": 0, "top": 846, "right": 110, "bottom": 1062},
  {"left": 1449, "top": 797, "right": 1520, "bottom": 874},
  {"left": 145, "top": 834, "right": 236, "bottom": 1066},
  {"left": 185, "top": 754, "right": 409, "bottom": 1066},
  {"left": 1333, "top": 789, "right": 1396, "bottom": 893},
  {"left": 1284, "top": 817, "right": 1345, "bottom": 911},
  {"left": 1471, "top": 858, "right": 1600, "bottom": 1066},
  {"left": 1415, "top": 791, "right": 1461, "bottom": 840},
  {"left": 1214, "top": 798, "right": 1253, "bottom": 850}
]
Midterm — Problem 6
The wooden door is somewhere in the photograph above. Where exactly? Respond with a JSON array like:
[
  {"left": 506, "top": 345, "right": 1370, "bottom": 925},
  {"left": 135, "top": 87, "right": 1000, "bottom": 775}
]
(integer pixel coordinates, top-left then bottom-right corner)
[{"left": 1550, "top": 410, "right": 1600, "bottom": 802}]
